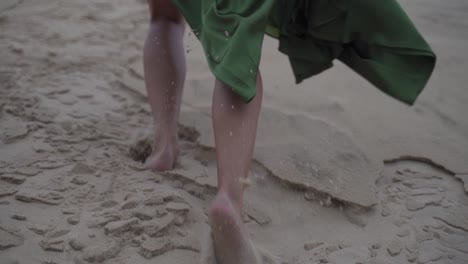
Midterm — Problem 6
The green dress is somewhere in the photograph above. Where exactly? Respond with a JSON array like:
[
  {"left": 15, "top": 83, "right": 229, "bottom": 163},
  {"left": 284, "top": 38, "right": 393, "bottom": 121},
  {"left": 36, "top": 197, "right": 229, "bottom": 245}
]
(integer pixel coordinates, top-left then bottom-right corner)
[{"left": 171, "top": 0, "right": 436, "bottom": 105}]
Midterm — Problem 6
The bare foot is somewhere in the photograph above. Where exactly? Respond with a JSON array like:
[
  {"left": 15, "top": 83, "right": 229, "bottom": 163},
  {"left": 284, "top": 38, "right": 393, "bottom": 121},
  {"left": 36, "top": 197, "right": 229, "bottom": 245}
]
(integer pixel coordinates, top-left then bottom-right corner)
[
  {"left": 209, "top": 192, "right": 260, "bottom": 264},
  {"left": 144, "top": 134, "right": 179, "bottom": 171}
]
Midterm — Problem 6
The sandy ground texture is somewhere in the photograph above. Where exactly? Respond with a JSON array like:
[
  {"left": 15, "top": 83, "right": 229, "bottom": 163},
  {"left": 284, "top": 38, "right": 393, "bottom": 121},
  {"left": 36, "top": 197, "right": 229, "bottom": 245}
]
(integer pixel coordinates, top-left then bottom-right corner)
[{"left": 1, "top": 0, "right": 468, "bottom": 263}]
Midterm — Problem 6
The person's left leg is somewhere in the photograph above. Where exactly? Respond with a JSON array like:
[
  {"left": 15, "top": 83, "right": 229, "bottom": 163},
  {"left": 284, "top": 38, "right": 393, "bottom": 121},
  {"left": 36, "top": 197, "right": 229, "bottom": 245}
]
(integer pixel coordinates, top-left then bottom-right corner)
[
  {"left": 143, "top": 0, "right": 186, "bottom": 171},
  {"left": 209, "top": 73, "right": 263, "bottom": 264}
]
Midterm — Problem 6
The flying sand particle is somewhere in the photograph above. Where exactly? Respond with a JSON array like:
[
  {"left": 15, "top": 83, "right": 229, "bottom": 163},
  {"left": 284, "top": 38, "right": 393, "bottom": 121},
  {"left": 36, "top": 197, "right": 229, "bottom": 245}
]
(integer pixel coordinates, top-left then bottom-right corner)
[{"left": 239, "top": 177, "right": 252, "bottom": 186}]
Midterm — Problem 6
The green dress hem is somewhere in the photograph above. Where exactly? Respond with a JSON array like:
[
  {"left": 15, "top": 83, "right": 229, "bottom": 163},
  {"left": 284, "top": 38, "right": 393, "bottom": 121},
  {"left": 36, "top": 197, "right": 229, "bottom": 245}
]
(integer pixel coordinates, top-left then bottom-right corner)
[{"left": 171, "top": 0, "right": 436, "bottom": 105}]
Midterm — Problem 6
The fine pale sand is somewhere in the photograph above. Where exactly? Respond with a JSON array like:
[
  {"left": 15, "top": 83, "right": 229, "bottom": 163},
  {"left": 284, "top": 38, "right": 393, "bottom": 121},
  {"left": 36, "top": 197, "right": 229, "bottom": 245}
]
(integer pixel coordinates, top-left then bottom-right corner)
[{"left": 1, "top": 0, "right": 468, "bottom": 263}]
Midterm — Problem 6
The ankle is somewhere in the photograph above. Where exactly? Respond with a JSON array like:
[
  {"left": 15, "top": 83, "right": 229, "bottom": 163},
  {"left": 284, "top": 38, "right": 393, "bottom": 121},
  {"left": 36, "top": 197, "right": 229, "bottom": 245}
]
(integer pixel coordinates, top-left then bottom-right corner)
[
  {"left": 153, "top": 127, "right": 178, "bottom": 146},
  {"left": 210, "top": 191, "right": 242, "bottom": 216}
]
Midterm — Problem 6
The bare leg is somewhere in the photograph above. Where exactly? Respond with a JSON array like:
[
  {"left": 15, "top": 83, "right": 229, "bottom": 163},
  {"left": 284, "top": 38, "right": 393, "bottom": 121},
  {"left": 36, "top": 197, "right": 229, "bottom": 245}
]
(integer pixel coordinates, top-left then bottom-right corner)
[
  {"left": 209, "top": 74, "right": 263, "bottom": 264},
  {"left": 143, "top": 0, "right": 186, "bottom": 171}
]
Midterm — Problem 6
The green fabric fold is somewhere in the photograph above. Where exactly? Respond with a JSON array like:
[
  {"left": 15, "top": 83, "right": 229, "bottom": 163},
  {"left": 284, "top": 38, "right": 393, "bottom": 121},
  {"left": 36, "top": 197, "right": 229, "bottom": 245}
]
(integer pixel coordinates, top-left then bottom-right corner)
[{"left": 171, "top": 0, "right": 436, "bottom": 105}]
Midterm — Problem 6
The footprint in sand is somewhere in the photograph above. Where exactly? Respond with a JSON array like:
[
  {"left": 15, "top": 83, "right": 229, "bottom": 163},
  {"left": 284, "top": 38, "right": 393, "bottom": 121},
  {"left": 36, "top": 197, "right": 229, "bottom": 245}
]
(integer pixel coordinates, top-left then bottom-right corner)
[
  {"left": 376, "top": 160, "right": 468, "bottom": 263},
  {"left": 128, "top": 123, "right": 200, "bottom": 164}
]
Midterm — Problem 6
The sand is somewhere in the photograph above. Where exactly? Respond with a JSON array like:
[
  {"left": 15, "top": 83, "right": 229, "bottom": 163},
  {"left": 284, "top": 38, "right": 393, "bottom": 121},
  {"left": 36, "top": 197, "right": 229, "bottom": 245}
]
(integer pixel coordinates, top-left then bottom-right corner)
[{"left": 1, "top": 0, "right": 468, "bottom": 263}]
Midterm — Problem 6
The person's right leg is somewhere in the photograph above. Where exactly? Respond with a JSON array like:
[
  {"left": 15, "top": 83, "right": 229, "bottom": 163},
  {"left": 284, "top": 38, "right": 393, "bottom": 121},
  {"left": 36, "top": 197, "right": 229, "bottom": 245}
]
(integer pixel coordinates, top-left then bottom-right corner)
[
  {"left": 209, "top": 74, "right": 264, "bottom": 264},
  {"left": 143, "top": 0, "right": 186, "bottom": 171}
]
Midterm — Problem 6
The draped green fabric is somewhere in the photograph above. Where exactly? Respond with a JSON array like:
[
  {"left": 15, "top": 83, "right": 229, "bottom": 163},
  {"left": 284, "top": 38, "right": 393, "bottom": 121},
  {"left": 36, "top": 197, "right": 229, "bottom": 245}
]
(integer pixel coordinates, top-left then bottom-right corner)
[{"left": 171, "top": 0, "right": 436, "bottom": 105}]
